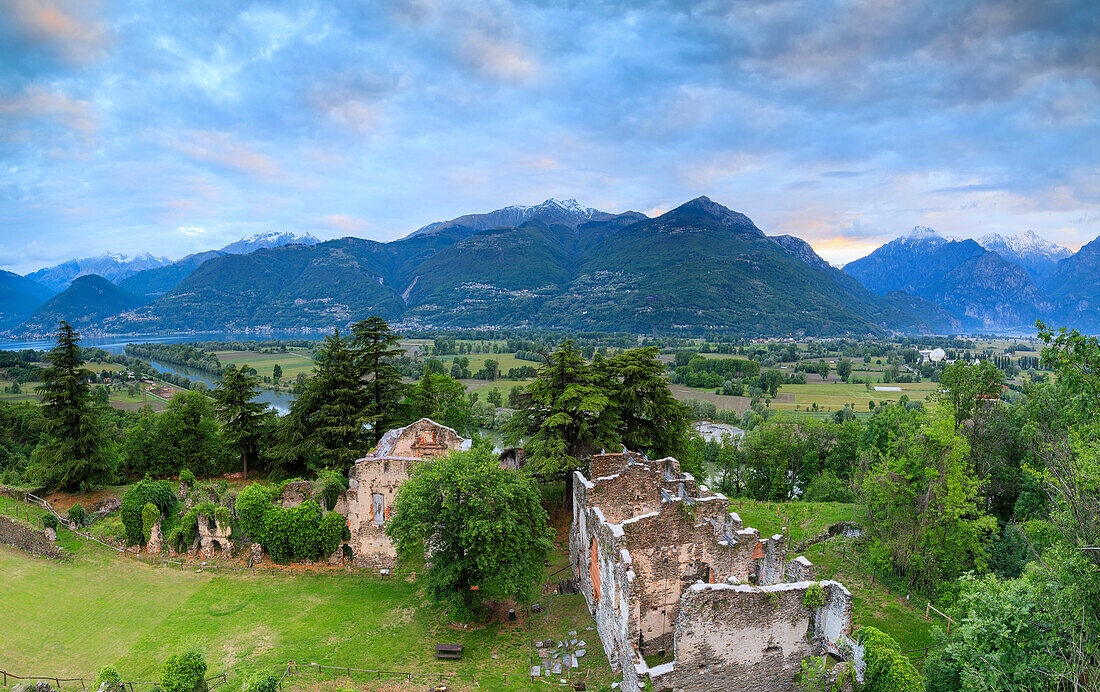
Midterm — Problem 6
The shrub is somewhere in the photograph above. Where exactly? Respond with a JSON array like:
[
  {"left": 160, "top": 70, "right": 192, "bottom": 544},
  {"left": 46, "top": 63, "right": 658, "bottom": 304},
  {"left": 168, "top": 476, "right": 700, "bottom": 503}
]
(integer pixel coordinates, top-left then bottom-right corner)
[
  {"left": 858, "top": 626, "right": 922, "bottom": 692},
  {"left": 242, "top": 671, "right": 278, "bottom": 692},
  {"left": 67, "top": 503, "right": 86, "bottom": 527},
  {"left": 94, "top": 666, "right": 123, "bottom": 692},
  {"left": 214, "top": 506, "right": 231, "bottom": 529},
  {"left": 318, "top": 512, "right": 346, "bottom": 557},
  {"left": 803, "top": 582, "right": 825, "bottom": 609},
  {"left": 161, "top": 649, "right": 207, "bottom": 692},
  {"left": 42, "top": 514, "right": 59, "bottom": 530},
  {"left": 287, "top": 500, "right": 322, "bottom": 560},
  {"left": 262, "top": 506, "right": 292, "bottom": 562},
  {"left": 195, "top": 502, "right": 216, "bottom": 521},
  {"left": 315, "top": 469, "right": 348, "bottom": 511},
  {"left": 141, "top": 503, "right": 160, "bottom": 543},
  {"left": 179, "top": 469, "right": 196, "bottom": 486},
  {"left": 121, "top": 479, "right": 177, "bottom": 545},
  {"left": 802, "top": 470, "right": 853, "bottom": 503},
  {"left": 235, "top": 483, "right": 274, "bottom": 539}
]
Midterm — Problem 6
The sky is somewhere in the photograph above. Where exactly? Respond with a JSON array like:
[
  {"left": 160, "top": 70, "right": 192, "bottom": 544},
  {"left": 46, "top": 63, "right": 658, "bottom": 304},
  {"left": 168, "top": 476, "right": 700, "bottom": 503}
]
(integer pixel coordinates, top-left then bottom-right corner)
[{"left": 1, "top": 0, "right": 1098, "bottom": 274}]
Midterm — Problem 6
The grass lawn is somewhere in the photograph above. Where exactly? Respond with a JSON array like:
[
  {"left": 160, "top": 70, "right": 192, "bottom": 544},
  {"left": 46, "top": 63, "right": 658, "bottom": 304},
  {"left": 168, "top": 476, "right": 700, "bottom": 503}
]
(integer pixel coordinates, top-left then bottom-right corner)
[{"left": 0, "top": 505, "right": 612, "bottom": 692}]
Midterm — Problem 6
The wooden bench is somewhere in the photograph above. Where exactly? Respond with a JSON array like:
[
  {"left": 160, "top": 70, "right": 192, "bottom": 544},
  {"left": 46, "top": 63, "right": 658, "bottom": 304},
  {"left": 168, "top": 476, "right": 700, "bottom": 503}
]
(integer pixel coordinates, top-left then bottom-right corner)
[{"left": 435, "top": 644, "right": 463, "bottom": 660}]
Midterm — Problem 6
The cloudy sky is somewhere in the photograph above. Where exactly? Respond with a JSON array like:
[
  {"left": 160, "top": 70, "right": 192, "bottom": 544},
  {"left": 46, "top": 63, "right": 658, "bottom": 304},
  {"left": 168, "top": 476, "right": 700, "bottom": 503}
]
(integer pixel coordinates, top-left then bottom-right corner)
[{"left": 1, "top": 0, "right": 1097, "bottom": 274}]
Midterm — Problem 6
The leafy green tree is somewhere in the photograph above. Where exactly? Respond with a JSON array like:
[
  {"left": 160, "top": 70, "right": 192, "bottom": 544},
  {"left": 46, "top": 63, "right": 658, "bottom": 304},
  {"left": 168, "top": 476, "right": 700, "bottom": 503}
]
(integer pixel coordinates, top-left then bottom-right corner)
[
  {"left": 504, "top": 340, "right": 615, "bottom": 497},
  {"left": 28, "top": 322, "right": 115, "bottom": 491},
  {"left": 857, "top": 627, "right": 921, "bottom": 692},
  {"left": 935, "top": 360, "right": 1003, "bottom": 428},
  {"left": 408, "top": 371, "right": 474, "bottom": 434},
  {"left": 351, "top": 316, "right": 407, "bottom": 444},
  {"left": 271, "top": 363, "right": 282, "bottom": 382},
  {"left": 836, "top": 357, "right": 852, "bottom": 382},
  {"left": 859, "top": 406, "right": 997, "bottom": 596},
  {"left": 601, "top": 346, "right": 690, "bottom": 459},
  {"left": 212, "top": 364, "right": 269, "bottom": 479},
  {"left": 161, "top": 649, "right": 207, "bottom": 692},
  {"left": 388, "top": 445, "right": 553, "bottom": 619},
  {"left": 486, "top": 388, "right": 503, "bottom": 408}
]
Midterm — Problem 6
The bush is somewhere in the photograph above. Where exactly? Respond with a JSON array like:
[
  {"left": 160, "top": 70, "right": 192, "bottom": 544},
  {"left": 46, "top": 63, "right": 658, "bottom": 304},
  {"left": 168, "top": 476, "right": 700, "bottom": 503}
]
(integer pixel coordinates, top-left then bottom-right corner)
[
  {"left": 858, "top": 627, "right": 922, "bottom": 692},
  {"left": 42, "top": 513, "right": 59, "bottom": 530},
  {"left": 214, "top": 506, "right": 231, "bottom": 529},
  {"left": 94, "top": 666, "right": 123, "bottom": 692},
  {"left": 318, "top": 511, "right": 346, "bottom": 557},
  {"left": 242, "top": 671, "right": 278, "bottom": 692},
  {"left": 802, "top": 582, "right": 825, "bottom": 609},
  {"left": 179, "top": 468, "right": 196, "bottom": 486},
  {"left": 235, "top": 483, "right": 274, "bottom": 539},
  {"left": 141, "top": 502, "right": 160, "bottom": 544},
  {"left": 67, "top": 503, "right": 86, "bottom": 527},
  {"left": 121, "top": 479, "right": 177, "bottom": 545},
  {"left": 802, "top": 470, "right": 853, "bottom": 503},
  {"left": 161, "top": 649, "right": 207, "bottom": 692}
]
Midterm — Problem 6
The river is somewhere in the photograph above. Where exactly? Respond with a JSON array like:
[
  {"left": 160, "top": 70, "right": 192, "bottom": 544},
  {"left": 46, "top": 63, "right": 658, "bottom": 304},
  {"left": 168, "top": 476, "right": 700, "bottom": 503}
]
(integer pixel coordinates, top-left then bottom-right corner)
[{"left": 0, "top": 331, "right": 324, "bottom": 414}]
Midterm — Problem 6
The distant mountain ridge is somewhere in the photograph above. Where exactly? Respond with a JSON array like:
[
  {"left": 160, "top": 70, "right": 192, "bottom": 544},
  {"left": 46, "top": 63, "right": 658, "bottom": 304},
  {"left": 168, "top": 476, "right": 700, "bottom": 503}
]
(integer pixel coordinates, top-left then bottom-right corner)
[
  {"left": 26, "top": 252, "right": 170, "bottom": 292},
  {"left": 60, "top": 196, "right": 963, "bottom": 337},
  {"left": 0, "top": 271, "right": 55, "bottom": 331},
  {"left": 407, "top": 198, "right": 615, "bottom": 238},
  {"left": 977, "top": 230, "right": 1073, "bottom": 284},
  {"left": 842, "top": 227, "right": 1081, "bottom": 330},
  {"left": 218, "top": 231, "right": 319, "bottom": 255}
]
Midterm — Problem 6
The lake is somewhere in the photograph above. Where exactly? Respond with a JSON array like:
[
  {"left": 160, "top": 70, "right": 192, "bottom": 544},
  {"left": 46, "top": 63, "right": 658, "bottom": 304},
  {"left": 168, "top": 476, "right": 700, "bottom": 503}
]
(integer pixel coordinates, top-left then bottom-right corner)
[{"left": 0, "top": 331, "right": 324, "bottom": 414}]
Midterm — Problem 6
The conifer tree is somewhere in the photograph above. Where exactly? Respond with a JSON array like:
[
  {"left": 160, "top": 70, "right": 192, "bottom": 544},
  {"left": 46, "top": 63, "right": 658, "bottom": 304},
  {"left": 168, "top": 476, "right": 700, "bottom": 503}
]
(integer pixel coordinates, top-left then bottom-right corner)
[
  {"left": 351, "top": 316, "right": 407, "bottom": 444},
  {"left": 504, "top": 340, "right": 615, "bottom": 496},
  {"left": 212, "top": 364, "right": 268, "bottom": 479},
  {"left": 29, "top": 321, "right": 114, "bottom": 491},
  {"left": 602, "top": 346, "right": 690, "bottom": 459}
]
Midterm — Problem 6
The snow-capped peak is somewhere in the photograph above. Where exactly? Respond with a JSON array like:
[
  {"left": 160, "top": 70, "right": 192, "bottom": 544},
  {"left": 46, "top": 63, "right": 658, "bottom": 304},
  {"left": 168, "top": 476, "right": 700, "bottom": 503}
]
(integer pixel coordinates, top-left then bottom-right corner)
[
  {"left": 977, "top": 230, "right": 1073, "bottom": 260},
  {"left": 906, "top": 226, "right": 941, "bottom": 239}
]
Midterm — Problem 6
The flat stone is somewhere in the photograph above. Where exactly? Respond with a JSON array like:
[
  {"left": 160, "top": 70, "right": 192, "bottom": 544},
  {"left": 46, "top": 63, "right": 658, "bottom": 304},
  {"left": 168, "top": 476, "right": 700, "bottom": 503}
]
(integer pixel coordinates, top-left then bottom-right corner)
[
  {"left": 568, "top": 630, "right": 577, "bottom": 636},
  {"left": 531, "top": 666, "right": 540, "bottom": 676},
  {"left": 576, "top": 649, "right": 586, "bottom": 658},
  {"left": 579, "top": 640, "right": 587, "bottom": 647},
  {"left": 551, "top": 663, "right": 562, "bottom": 674}
]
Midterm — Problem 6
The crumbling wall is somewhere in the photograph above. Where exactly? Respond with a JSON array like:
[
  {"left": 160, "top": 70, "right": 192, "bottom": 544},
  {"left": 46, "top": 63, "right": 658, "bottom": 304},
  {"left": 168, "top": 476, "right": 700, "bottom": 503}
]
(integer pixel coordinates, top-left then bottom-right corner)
[
  {"left": 0, "top": 515, "right": 64, "bottom": 559},
  {"left": 653, "top": 580, "right": 853, "bottom": 692}
]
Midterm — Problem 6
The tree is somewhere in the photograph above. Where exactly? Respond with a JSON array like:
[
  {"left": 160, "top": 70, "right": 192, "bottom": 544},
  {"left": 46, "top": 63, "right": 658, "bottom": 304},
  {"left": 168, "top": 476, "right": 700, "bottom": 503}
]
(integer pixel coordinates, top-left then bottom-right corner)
[
  {"left": 858, "top": 627, "right": 922, "bottom": 692},
  {"left": 836, "top": 357, "right": 852, "bottom": 382},
  {"left": 212, "top": 364, "right": 268, "bottom": 479},
  {"left": 161, "top": 649, "right": 207, "bottom": 692},
  {"left": 408, "top": 371, "right": 472, "bottom": 435},
  {"left": 935, "top": 360, "right": 1003, "bottom": 428},
  {"left": 271, "top": 364, "right": 282, "bottom": 382},
  {"left": 28, "top": 322, "right": 114, "bottom": 491},
  {"left": 387, "top": 445, "right": 553, "bottom": 619},
  {"left": 487, "top": 388, "right": 503, "bottom": 408},
  {"left": 602, "top": 346, "right": 689, "bottom": 459},
  {"left": 351, "top": 316, "right": 407, "bottom": 445},
  {"left": 503, "top": 340, "right": 615, "bottom": 496}
]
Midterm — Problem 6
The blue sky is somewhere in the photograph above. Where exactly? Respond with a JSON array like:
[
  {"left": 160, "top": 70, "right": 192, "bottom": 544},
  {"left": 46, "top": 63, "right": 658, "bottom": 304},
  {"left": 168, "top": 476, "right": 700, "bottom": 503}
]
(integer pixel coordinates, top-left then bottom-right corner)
[{"left": 1, "top": 0, "right": 1097, "bottom": 274}]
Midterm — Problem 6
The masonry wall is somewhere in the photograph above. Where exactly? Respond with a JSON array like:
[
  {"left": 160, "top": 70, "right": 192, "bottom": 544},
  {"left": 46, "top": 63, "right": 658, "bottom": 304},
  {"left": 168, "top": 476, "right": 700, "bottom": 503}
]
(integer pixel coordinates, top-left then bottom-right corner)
[
  {"left": 346, "top": 457, "right": 421, "bottom": 568},
  {"left": 653, "top": 581, "right": 853, "bottom": 692},
  {"left": 0, "top": 515, "right": 64, "bottom": 559}
]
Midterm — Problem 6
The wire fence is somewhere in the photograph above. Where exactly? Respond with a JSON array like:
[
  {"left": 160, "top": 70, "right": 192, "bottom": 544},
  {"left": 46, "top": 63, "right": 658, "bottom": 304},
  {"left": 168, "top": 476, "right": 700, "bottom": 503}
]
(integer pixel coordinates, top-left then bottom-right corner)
[{"left": 0, "top": 670, "right": 227, "bottom": 692}]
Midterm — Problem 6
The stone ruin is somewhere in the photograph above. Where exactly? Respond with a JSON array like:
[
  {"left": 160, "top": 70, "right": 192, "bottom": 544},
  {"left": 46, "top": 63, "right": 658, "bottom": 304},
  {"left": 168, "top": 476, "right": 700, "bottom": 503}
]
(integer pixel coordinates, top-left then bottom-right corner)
[{"left": 569, "top": 451, "right": 860, "bottom": 691}]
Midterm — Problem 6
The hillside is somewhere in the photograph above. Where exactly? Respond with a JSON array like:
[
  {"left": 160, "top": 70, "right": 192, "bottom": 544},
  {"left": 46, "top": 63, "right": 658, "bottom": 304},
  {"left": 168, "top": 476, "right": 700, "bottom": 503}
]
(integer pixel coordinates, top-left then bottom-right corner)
[
  {"left": 978, "top": 230, "right": 1073, "bottom": 284},
  {"left": 98, "top": 197, "right": 960, "bottom": 336},
  {"left": 118, "top": 250, "right": 226, "bottom": 297},
  {"left": 1046, "top": 236, "right": 1100, "bottom": 331},
  {"left": 0, "top": 271, "right": 55, "bottom": 331},
  {"left": 18, "top": 274, "right": 147, "bottom": 333}
]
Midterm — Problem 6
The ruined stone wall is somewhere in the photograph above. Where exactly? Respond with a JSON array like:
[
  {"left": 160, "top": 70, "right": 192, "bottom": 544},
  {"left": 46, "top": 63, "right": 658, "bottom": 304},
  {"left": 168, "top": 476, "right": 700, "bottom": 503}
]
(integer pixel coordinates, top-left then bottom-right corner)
[
  {"left": 0, "top": 515, "right": 63, "bottom": 559},
  {"left": 653, "top": 580, "right": 853, "bottom": 692},
  {"left": 585, "top": 465, "right": 665, "bottom": 523},
  {"left": 346, "top": 457, "right": 420, "bottom": 568},
  {"left": 376, "top": 418, "right": 466, "bottom": 459}
]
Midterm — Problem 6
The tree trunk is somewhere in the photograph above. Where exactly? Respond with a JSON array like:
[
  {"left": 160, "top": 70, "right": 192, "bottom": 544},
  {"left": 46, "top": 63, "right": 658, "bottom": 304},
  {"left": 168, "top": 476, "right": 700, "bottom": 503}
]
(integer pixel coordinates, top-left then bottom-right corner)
[{"left": 242, "top": 451, "right": 249, "bottom": 480}]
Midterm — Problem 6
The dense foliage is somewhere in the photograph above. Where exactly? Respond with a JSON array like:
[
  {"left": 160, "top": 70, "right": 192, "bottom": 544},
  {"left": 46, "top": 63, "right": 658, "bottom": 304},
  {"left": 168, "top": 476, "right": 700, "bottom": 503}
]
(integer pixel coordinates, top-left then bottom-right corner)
[{"left": 388, "top": 444, "right": 554, "bottom": 619}]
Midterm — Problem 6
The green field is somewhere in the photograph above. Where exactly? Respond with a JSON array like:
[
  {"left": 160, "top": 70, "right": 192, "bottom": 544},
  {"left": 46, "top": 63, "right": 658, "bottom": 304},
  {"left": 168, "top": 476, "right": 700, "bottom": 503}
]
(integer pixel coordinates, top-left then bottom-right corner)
[
  {"left": 0, "top": 509, "right": 610, "bottom": 692},
  {"left": 213, "top": 350, "right": 316, "bottom": 386}
]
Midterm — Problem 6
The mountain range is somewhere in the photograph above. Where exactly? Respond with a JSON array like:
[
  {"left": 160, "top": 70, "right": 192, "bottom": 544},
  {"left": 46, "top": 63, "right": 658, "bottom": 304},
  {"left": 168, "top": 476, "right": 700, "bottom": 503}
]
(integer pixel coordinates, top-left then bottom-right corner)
[{"left": 2, "top": 199, "right": 1096, "bottom": 336}]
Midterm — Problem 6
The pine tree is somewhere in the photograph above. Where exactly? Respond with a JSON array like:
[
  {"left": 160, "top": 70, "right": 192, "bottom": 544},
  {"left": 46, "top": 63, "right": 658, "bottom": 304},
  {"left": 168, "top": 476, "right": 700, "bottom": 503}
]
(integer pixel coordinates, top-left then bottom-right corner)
[
  {"left": 352, "top": 316, "right": 406, "bottom": 443},
  {"left": 601, "top": 346, "right": 690, "bottom": 459},
  {"left": 212, "top": 364, "right": 269, "bottom": 479},
  {"left": 29, "top": 321, "right": 114, "bottom": 491},
  {"left": 504, "top": 340, "right": 615, "bottom": 496}
]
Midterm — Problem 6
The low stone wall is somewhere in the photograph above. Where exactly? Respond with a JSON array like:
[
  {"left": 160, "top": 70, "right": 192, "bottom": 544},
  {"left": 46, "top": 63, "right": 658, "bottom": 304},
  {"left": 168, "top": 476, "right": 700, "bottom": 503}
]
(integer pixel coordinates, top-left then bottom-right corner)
[{"left": 0, "top": 515, "right": 64, "bottom": 559}]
